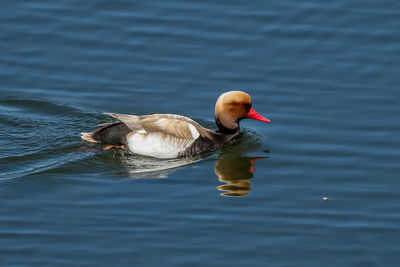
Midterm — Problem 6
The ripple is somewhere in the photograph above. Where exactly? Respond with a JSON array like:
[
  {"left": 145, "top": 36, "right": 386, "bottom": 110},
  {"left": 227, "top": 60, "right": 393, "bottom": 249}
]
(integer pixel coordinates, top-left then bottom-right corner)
[{"left": 0, "top": 97, "right": 102, "bottom": 182}]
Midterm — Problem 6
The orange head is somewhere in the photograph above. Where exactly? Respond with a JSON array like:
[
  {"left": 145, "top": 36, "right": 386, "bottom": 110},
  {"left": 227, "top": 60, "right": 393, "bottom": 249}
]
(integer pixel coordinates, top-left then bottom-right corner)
[{"left": 215, "top": 91, "right": 270, "bottom": 133}]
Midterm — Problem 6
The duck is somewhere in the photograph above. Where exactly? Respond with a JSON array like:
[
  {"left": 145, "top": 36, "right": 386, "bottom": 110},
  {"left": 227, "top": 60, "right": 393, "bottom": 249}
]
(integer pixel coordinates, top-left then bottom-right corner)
[{"left": 81, "top": 91, "right": 270, "bottom": 158}]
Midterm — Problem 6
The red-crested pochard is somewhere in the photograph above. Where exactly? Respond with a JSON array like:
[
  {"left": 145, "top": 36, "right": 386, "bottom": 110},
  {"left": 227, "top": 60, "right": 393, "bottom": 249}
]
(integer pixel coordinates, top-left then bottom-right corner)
[{"left": 81, "top": 91, "right": 270, "bottom": 158}]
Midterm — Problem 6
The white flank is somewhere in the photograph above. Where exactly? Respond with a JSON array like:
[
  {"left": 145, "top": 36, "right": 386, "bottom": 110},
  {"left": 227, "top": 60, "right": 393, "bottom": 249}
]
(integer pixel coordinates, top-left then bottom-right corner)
[{"left": 127, "top": 132, "right": 194, "bottom": 159}]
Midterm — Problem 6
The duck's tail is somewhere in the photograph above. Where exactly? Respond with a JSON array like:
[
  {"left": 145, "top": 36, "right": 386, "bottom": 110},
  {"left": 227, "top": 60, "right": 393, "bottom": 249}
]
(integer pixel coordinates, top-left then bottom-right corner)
[
  {"left": 81, "top": 132, "right": 99, "bottom": 143},
  {"left": 81, "top": 122, "right": 132, "bottom": 146}
]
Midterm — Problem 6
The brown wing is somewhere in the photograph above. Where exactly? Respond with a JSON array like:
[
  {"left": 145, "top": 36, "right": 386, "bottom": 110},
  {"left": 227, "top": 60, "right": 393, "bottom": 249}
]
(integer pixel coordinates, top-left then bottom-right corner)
[{"left": 105, "top": 113, "right": 210, "bottom": 140}]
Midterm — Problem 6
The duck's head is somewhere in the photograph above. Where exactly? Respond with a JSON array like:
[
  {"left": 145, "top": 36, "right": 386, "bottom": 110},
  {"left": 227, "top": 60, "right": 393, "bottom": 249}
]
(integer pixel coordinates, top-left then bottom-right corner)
[{"left": 215, "top": 91, "right": 270, "bottom": 133}]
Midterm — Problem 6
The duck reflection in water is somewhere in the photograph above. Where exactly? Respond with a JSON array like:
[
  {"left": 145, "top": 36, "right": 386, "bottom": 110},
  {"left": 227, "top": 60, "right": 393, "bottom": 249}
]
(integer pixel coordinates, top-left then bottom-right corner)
[
  {"left": 115, "top": 148, "right": 268, "bottom": 196},
  {"left": 215, "top": 154, "right": 268, "bottom": 197}
]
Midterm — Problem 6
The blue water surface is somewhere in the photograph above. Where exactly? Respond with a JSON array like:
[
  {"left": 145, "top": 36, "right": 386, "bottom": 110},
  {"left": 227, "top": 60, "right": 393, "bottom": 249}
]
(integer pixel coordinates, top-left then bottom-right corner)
[{"left": 1, "top": 0, "right": 400, "bottom": 266}]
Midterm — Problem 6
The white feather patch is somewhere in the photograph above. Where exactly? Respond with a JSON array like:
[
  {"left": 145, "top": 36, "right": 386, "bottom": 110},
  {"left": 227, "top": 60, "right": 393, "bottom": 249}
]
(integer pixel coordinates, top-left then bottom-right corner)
[
  {"left": 127, "top": 132, "right": 194, "bottom": 159},
  {"left": 188, "top": 123, "right": 200, "bottom": 139}
]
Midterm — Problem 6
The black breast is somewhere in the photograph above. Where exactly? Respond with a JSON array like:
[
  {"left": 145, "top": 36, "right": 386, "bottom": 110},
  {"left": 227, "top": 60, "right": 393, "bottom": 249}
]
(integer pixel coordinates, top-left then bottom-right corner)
[{"left": 178, "top": 130, "right": 242, "bottom": 158}]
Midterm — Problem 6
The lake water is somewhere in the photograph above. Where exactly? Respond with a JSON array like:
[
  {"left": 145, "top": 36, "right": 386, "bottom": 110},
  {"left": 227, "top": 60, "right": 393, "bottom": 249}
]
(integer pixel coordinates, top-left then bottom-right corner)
[{"left": 1, "top": 1, "right": 400, "bottom": 266}]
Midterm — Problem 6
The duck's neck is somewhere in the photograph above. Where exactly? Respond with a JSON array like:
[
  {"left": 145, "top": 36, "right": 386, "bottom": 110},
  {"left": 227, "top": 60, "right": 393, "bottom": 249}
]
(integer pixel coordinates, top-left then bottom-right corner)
[{"left": 215, "top": 116, "right": 240, "bottom": 134}]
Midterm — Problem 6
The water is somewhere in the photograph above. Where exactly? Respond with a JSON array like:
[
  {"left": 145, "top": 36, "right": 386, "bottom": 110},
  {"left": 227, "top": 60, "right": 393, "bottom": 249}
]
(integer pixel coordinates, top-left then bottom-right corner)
[{"left": 1, "top": 0, "right": 400, "bottom": 266}]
